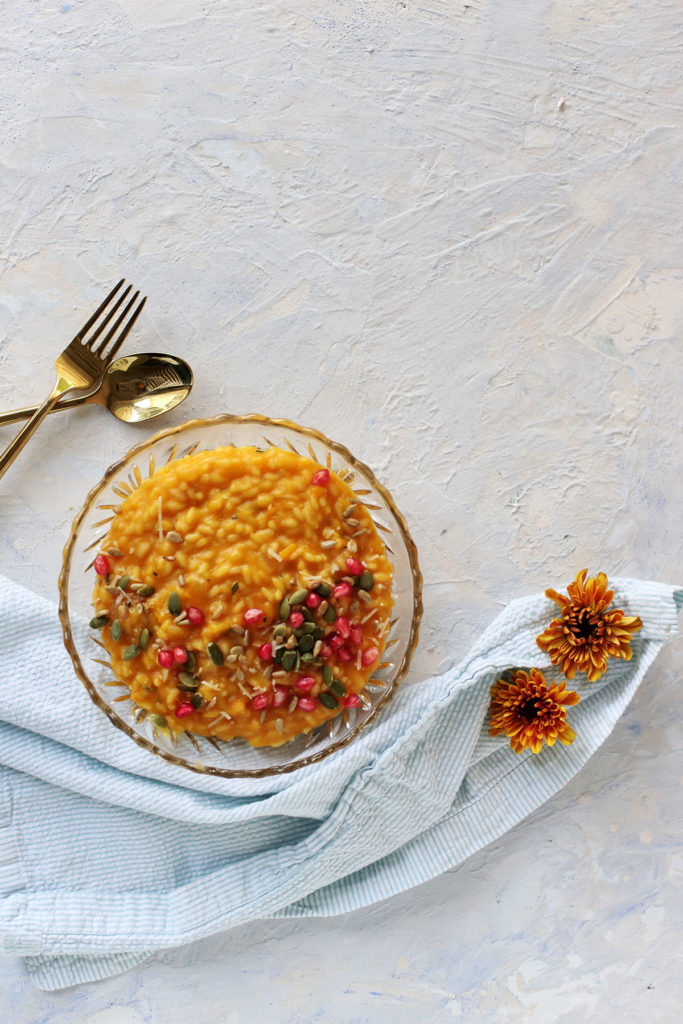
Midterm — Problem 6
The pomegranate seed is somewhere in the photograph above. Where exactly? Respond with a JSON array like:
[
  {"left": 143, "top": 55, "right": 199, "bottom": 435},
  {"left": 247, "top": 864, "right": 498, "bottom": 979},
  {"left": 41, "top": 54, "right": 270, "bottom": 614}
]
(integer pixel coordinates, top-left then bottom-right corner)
[
  {"left": 94, "top": 554, "right": 110, "bottom": 576},
  {"left": 343, "top": 693, "right": 360, "bottom": 708},
  {"left": 272, "top": 685, "right": 290, "bottom": 707},
  {"left": 320, "top": 643, "right": 332, "bottom": 659},
  {"left": 298, "top": 696, "right": 318, "bottom": 711},
  {"left": 362, "top": 647, "right": 380, "bottom": 667},
  {"left": 174, "top": 702, "right": 194, "bottom": 719},
  {"left": 336, "top": 617, "right": 351, "bottom": 639},
  {"left": 345, "top": 556, "right": 364, "bottom": 576},
  {"left": 186, "top": 606, "right": 205, "bottom": 625},
  {"left": 329, "top": 633, "right": 345, "bottom": 650},
  {"left": 332, "top": 582, "right": 352, "bottom": 600},
  {"left": 258, "top": 643, "right": 273, "bottom": 662},
  {"left": 350, "top": 627, "right": 363, "bottom": 646},
  {"left": 243, "top": 608, "right": 264, "bottom": 627},
  {"left": 157, "top": 649, "right": 174, "bottom": 669},
  {"left": 296, "top": 676, "right": 316, "bottom": 692},
  {"left": 251, "top": 693, "right": 271, "bottom": 711},
  {"left": 289, "top": 610, "right": 304, "bottom": 628},
  {"left": 305, "top": 592, "right": 321, "bottom": 609},
  {"left": 311, "top": 468, "right": 330, "bottom": 486},
  {"left": 173, "top": 646, "right": 188, "bottom": 664},
  {"left": 337, "top": 647, "right": 353, "bottom": 662}
]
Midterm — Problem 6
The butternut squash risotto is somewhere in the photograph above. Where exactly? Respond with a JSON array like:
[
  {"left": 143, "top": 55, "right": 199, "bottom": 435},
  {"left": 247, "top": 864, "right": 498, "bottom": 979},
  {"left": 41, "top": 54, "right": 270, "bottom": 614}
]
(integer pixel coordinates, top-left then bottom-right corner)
[{"left": 90, "top": 446, "right": 393, "bottom": 746}]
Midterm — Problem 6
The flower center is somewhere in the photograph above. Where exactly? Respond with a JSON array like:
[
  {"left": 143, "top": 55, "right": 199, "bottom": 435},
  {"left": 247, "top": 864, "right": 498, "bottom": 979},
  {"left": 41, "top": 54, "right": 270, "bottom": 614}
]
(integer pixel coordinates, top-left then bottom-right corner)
[
  {"left": 519, "top": 698, "right": 539, "bottom": 722},
  {"left": 570, "top": 608, "right": 599, "bottom": 642}
]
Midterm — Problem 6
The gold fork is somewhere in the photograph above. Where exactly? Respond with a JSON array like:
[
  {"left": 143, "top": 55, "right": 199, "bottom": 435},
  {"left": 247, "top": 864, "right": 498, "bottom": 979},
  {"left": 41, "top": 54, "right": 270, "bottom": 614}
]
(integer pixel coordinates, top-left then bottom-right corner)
[{"left": 0, "top": 280, "right": 146, "bottom": 481}]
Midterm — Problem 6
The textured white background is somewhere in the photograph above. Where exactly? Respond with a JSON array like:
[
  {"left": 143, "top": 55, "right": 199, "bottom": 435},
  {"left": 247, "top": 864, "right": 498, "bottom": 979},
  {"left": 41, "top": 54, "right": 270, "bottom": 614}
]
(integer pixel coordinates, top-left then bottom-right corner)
[{"left": 1, "top": 0, "right": 681, "bottom": 1020}]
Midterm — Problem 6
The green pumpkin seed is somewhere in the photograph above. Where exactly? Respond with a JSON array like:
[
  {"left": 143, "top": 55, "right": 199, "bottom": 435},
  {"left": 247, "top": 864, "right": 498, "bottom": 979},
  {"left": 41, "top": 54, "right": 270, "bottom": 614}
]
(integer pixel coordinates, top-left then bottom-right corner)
[
  {"left": 329, "top": 678, "right": 346, "bottom": 698},
  {"left": 117, "top": 574, "right": 131, "bottom": 591},
  {"left": 89, "top": 614, "right": 109, "bottom": 629},
  {"left": 301, "top": 621, "right": 316, "bottom": 634},
  {"left": 178, "top": 672, "right": 200, "bottom": 691},
  {"left": 316, "top": 581, "right": 333, "bottom": 599},
  {"left": 207, "top": 642, "right": 224, "bottom": 666},
  {"left": 313, "top": 625, "right": 325, "bottom": 640},
  {"left": 358, "top": 570, "right": 374, "bottom": 591},
  {"left": 111, "top": 620, "right": 122, "bottom": 641},
  {"left": 122, "top": 644, "right": 140, "bottom": 661},
  {"left": 290, "top": 588, "right": 308, "bottom": 605},
  {"left": 320, "top": 692, "right": 338, "bottom": 709},
  {"left": 323, "top": 605, "right": 337, "bottom": 623},
  {"left": 185, "top": 651, "right": 197, "bottom": 672},
  {"left": 168, "top": 591, "right": 182, "bottom": 615},
  {"left": 149, "top": 713, "right": 168, "bottom": 728},
  {"left": 298, "top": 635, "right": 315, "bottom": 653},
  {"left": 301, "top": 606, "right": 314, "bottom": 622},
  {"left": 137, "top": 584, "right": 155, "bottom": 598},
  {"left": 282, "top": 651, "right": 297, "bottom": 672},
  {"left": 190, "top": 692, "right": 204, "bottom": 709},
  {"left": 301, "top": 652, "right": 315, "bottom": 663},
  {"left": 279, "top": 598, "right": 290, "bottom": 621},
  {"left": 231, "top": 582, "right": 239, "bottom": 594},
  {"left": 139, "top": 628, "right": 150, "bottom": 650},
  {"left": 292, "top": 627, "right": 305, "bottom": 638},
  {"left": 272, "top": 623, "right": 288, "bottom": 638},
  {"left": 272, "top": 646, "right": 284, "bottom": 663},
  {"left": 322, "top": 665, "right": 334, "bottom": 687}
]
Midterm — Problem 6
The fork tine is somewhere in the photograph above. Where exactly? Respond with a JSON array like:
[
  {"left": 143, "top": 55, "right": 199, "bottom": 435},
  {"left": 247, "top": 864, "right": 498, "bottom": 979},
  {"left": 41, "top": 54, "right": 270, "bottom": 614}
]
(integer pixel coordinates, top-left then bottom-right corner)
[
  {"left": 84, "top": 284, "right": 132, "bottom": 350},
  {"left": 72, "top": 279, "right": 125, "bottom": 344},
  {"left": 96, "top": 293, "right": 147, "bottom": 361}
]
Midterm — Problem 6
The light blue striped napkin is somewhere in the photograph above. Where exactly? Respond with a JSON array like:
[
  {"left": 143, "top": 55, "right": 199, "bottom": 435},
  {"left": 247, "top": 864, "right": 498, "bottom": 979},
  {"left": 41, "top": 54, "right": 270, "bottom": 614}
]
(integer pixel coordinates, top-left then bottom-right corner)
[{"left": 0, "top": 574, "right": 679, "bottom": 990}]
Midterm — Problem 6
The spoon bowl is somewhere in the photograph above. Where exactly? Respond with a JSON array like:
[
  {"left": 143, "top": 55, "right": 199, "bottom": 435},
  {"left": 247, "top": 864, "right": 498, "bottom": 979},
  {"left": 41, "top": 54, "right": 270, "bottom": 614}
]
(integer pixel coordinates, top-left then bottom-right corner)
[{"left": 96, "top": 353, "right": 194, "bottom": 422}]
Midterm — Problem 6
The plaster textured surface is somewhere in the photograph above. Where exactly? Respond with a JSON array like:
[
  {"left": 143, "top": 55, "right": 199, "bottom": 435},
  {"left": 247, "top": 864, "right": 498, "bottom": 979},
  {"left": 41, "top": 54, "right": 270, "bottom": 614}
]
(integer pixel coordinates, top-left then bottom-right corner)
[{"left": 0, "top": 0, "right": 681, "bottom": 1020}]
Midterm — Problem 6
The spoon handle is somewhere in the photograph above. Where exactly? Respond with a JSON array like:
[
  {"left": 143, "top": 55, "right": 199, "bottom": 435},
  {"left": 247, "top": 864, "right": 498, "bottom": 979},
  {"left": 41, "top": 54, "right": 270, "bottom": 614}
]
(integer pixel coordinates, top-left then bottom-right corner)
[{"left": 0, "top": 393, "right": 92, "bottom": 426}]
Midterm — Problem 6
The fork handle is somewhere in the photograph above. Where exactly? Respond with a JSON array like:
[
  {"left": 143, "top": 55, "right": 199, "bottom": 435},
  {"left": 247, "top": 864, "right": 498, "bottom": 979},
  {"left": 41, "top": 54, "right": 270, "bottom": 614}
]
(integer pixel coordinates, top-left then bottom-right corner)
[
  {"left": 0, "top": 391, "right": 93, "bottom": 426},
  {"left": 0, "top": 381, "right": 65, "bottom": 482}
]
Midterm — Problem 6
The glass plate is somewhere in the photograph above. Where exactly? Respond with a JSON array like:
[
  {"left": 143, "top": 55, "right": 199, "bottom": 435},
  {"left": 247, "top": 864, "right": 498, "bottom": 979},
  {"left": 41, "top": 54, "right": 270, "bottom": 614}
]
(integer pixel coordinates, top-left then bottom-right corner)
[{"left": 59, "top": 414, "right": 422, "bottom": 777}]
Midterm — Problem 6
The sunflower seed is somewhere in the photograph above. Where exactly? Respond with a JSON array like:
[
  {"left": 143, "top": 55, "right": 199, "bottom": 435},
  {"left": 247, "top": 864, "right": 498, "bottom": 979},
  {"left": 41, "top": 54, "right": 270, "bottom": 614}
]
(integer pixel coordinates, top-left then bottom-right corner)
[
  {"left": 166, "top": 531, "right": 183, "bottom": 544},
  {"left": 275, "top": 718, "right": 285, "bottom": 733}
]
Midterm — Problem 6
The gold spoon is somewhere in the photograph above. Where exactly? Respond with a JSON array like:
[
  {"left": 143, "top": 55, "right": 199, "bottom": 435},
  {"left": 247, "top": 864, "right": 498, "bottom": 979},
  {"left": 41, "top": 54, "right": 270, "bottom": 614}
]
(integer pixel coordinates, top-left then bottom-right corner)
[{"left": 0, "top": 353, "right": 194, "bottom": 426}]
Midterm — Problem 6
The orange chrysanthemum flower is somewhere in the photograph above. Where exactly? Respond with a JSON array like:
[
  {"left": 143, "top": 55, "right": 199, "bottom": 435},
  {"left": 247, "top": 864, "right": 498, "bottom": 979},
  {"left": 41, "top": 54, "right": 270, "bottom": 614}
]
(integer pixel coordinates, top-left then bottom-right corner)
[
  {"left": 536, "top": 569, "right": 643, "bottom": 683},
  {"left": 489, "top": 668, "right": 579, "bottom": 755}
]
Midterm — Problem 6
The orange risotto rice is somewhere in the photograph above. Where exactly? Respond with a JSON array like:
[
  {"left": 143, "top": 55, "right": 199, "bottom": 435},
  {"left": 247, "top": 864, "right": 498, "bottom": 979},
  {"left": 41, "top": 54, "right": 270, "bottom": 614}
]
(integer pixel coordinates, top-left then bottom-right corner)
[{"left": 90, "top": 445, "right": 393, "bottom": 747}]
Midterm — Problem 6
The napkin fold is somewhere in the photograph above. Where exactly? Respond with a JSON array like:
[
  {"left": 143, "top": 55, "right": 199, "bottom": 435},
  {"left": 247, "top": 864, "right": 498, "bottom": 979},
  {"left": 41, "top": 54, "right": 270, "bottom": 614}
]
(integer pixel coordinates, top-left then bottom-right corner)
[{"left": 0, "top": 574, "right": 679, "bottom": 991}]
